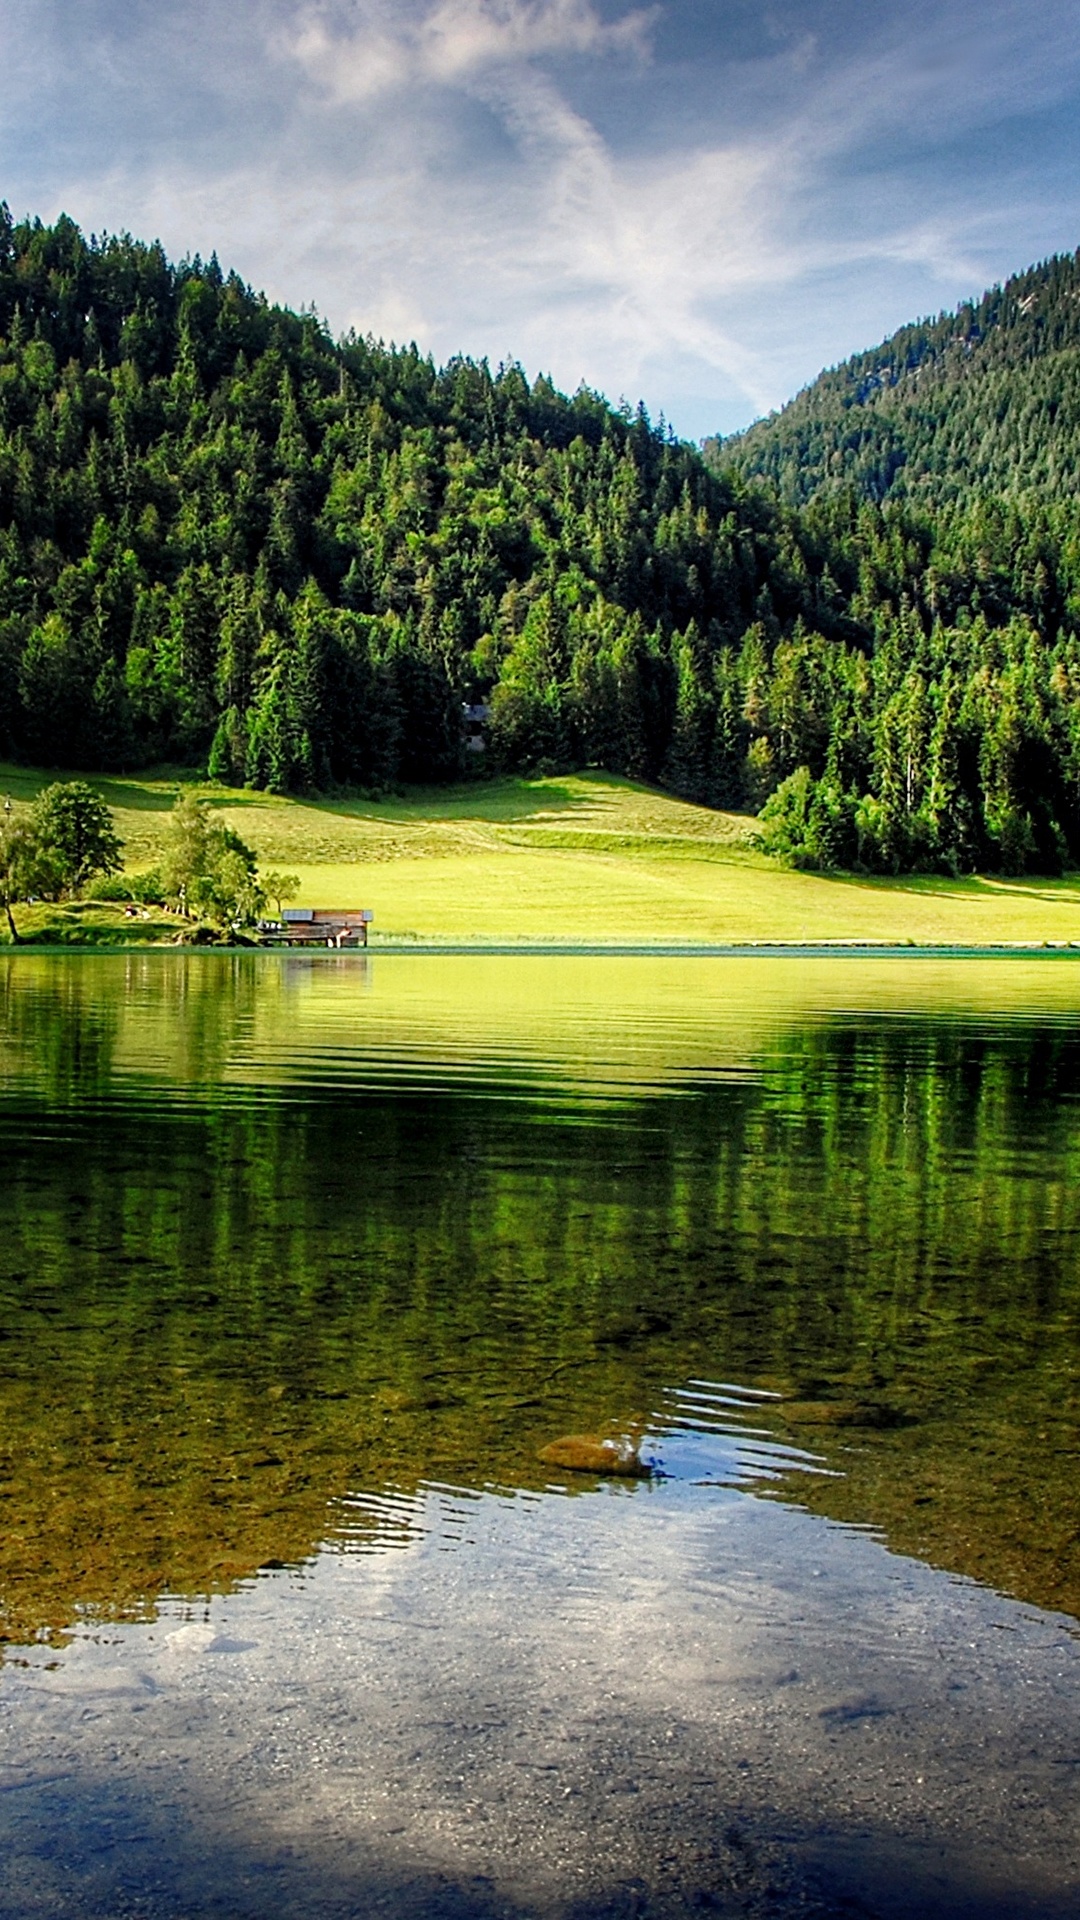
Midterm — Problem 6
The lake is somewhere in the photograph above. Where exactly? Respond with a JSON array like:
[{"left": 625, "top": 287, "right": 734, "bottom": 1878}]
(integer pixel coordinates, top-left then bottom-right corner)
[{"left": 2, "top": 952, "right": 1079, "bottom": 1918}]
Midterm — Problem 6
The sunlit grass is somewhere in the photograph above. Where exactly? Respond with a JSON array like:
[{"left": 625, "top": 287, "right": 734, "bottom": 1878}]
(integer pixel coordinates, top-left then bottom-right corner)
[
  {"left": 12, "top": 899, "right": 178, "bottom": 945},
  {"left": 3, "top": 762, "right": 1080, "bottom": 945}
]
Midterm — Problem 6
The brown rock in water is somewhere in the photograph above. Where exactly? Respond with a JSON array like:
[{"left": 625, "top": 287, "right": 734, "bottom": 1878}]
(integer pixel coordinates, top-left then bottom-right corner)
[{"left": 538, "top": 1434, "right": 649, "bottom": 1478}]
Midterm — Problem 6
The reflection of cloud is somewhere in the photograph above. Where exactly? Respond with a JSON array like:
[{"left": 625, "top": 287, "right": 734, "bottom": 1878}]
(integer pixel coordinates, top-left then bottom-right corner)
[{"left": 284, "top": 0, "right": 656, "bottom": 102}]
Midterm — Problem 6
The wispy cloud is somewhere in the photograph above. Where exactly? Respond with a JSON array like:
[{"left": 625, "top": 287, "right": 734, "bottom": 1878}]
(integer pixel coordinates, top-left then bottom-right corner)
[
  {"left": 3, "top": 2, "right": 1079, "bottom": 435},
  {"left": 284, "top": 0, "right": 656, "bottom": 103}
]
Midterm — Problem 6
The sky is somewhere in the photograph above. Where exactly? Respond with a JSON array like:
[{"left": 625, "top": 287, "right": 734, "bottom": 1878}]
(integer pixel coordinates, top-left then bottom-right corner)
[{"left": 2, "top": 0, "right": 1079, "bottom": 440}]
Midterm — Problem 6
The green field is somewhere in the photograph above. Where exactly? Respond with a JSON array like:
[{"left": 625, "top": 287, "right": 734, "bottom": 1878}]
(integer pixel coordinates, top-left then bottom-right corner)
[{"left": 4, "top": 763, "right": 1080, "bottom": 947}]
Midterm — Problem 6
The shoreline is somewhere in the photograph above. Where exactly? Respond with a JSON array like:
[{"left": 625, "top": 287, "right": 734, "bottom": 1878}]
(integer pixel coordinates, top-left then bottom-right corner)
[{"left": 5, "top": 939, "right": 1080, "bottom": 959}]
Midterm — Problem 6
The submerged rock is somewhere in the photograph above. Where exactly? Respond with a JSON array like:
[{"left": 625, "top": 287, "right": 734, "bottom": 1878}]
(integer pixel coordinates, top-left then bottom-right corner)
[
  {"left": 781, "top": 1400, "right": 908, "bottom": 1430},
  {"left": 538, "top": 1434, "right": 650, "bottom": 1478},
  {"left": 594, "top": 1310, "right": 673, "bottom": 1349}
]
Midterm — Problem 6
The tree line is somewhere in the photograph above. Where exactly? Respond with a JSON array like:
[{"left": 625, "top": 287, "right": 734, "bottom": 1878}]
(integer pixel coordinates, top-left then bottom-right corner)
[{"left": 1, "top": 209, "right": 1079, "bottom": 872}]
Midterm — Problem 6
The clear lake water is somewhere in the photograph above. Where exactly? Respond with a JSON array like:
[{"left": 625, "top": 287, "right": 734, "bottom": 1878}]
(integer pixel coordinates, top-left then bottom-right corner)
[{"left": 2, "top": 952, "right": 1079, "bottom": 1918}]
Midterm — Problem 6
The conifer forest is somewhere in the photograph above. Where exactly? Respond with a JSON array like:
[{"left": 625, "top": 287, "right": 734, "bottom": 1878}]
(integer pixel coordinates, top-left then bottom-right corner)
[{"left": 1, "top": 205, "right": 1079, "bottom": 875}]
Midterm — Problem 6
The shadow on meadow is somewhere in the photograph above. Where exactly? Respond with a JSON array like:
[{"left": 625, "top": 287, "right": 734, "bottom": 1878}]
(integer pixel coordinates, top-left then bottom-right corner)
[{"left": 786, "top": 862, "right": 1080, "bottom": 915}]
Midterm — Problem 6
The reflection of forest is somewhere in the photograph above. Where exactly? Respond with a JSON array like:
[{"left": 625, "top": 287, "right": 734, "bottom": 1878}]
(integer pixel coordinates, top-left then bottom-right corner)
[{"left": 1, "top": 958, "right": 1079, "bottom": 1646}]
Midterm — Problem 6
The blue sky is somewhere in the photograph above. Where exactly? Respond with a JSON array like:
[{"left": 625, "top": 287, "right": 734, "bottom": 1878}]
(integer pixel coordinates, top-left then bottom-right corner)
[{"left": 2, "top": 1, "right": 1079, "bottom": 438}]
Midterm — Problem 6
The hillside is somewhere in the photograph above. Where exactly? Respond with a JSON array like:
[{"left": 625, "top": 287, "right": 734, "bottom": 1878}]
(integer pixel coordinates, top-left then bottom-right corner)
[
  {"left": 5, "top": 763, "right": 1080, "bottom": 949},
  {"left": 710, "top": 250, "right": 1080, "bottom": 510},
  {"left": 1, "top": 209, "right": 1080, "bottom": 882},
  {"left": 0, "top": 205, "right": 845, "bottom": 791}
]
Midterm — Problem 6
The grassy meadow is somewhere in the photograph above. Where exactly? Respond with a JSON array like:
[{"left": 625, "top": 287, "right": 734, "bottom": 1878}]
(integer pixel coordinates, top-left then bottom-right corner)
[{"left": 4, "top": 761, "right": 1080, "bottom": 946}]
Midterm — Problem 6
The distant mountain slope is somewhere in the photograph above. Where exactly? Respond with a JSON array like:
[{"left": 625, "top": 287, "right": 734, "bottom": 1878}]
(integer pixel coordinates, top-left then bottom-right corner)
[{"left": 709, "top": 251, "right": 1080, "bottom": 509}]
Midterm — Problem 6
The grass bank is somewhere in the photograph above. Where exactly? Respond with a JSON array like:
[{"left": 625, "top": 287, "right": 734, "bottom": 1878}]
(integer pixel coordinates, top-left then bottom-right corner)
[{"left": 3, "top": 763, "right": 1080, "bottom": 947}]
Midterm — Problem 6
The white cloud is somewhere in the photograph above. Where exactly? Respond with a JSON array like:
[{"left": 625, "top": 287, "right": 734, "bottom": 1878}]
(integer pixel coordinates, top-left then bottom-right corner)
[
  {"left": 284, "top": 0, "right": 656, "bottom": 103},
  {"left": 262, "top": 0, "right": 1080, "bottom": 424},
  {"left": 10, "top": 1, "right": 1080, "bottom": 435},
  {"left": 460, "top": 74, "right": 786, "bottom": 410}
]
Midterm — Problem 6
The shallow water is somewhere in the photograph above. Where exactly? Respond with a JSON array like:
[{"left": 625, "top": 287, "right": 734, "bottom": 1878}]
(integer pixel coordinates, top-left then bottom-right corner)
[{"left": 2, "top": 953, "right": 1080, "bottom": 1917}]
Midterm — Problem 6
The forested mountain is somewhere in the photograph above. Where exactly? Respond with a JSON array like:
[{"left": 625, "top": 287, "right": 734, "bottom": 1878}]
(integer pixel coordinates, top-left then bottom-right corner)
[
  {"left": 710, "top": 250, "right": 1080, "bottom": 510},
  {"left": 0, "top": 207, "right": 861, "bottom": 790},
  {"left": 705, "top": 248, "right": 1080, "bottom": 874},
  {"left": 1, "top": 207, "right": 1079, "bottom": 876}
]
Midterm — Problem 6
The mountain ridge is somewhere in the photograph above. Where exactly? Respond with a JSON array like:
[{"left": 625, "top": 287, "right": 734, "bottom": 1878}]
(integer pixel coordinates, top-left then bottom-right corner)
[{"left": 709, "top": 249, "right": 1080, "bottom": 509}]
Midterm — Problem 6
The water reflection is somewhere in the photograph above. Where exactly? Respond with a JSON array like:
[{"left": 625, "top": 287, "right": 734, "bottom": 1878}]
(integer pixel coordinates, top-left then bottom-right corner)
[{"left": 1, "top": 953, "right": 1079, "bottom": 1648}]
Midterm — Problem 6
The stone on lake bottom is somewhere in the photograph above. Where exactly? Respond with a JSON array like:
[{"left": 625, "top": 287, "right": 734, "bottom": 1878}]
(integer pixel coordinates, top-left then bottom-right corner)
[{"left": 539, "top": 1434, "right": 650, "bottom": 1477}]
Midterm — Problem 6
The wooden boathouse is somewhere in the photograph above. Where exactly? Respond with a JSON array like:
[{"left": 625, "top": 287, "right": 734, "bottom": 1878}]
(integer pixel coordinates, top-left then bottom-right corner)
[{"left": 259, "top": 908, "right": 373, "bottom": 948}]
